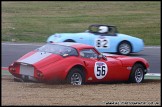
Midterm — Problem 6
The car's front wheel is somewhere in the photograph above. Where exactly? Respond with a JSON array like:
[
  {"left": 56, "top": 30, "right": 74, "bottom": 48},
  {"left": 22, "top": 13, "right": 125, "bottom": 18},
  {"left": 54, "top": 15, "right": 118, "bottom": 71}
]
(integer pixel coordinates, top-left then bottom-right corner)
[
  {"left": 66, "top": 68, "right": 85, "bottom": 85},
  {"left": 129, "top": 64, "right": 145, "bottom": 83},
  {"left": 117, "top": 41, "right": 132, "bottom": 55}
]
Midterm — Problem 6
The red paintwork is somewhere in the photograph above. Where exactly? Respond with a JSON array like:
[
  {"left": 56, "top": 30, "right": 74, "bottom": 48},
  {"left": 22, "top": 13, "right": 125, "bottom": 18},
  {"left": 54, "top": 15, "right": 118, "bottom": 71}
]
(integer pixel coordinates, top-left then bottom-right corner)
[{"left": 8, "top": 43, "right": 149, "bottom": 83}]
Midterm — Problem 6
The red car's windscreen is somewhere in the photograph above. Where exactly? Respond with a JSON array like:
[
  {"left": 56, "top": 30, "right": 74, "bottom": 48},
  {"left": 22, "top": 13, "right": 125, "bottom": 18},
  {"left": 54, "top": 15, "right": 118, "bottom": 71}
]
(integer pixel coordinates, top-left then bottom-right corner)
[{"left": 36, "top": 44, "right": 78, "bottom": 57}]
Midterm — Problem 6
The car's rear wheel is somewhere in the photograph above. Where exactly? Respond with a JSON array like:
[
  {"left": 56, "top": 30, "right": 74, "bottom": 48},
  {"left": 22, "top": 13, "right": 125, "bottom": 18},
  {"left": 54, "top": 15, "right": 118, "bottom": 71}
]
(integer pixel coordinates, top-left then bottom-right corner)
[
  {"left": 129, "top": 64, "right": 145, "bottom": 83},
  {"left": 67, "top": 68, "right": 85, "bottom": 85},
  {"left": 64, "top": 39, "right": 75, "bottom": 42},
  {"left": 117, "top": 41, "right": 132, "bottom": 55}
]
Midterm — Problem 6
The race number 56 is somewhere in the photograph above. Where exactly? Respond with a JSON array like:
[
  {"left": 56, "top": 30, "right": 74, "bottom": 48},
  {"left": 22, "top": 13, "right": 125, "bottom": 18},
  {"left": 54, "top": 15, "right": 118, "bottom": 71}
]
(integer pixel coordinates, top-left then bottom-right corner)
[
  {"left": 94, "top": 62, "right": 108, "bottom": 79},
  {"left": 95, "top": 38, "right": 109, "bottom": 48}
]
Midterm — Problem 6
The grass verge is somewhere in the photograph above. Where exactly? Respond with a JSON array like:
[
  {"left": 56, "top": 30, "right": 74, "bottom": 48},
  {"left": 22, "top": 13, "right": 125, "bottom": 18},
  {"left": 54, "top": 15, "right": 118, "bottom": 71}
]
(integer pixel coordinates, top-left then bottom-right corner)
[{"left": 2, "top": 1, "right": 160, "bottom": 45}]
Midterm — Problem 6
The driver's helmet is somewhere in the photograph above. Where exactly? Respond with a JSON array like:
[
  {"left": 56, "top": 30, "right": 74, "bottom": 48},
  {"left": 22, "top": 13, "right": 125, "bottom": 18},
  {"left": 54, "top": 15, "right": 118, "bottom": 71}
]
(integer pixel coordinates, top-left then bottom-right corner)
[{"left": 98, "top": 26, "right": 108, "bottom": 33}]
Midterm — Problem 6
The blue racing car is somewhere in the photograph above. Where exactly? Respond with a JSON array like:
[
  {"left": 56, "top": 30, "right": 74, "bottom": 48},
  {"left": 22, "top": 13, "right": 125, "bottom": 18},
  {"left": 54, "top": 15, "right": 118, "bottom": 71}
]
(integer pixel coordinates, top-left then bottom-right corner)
[{"left": 47, "top": 24, "right": 144, "bottom": 55}]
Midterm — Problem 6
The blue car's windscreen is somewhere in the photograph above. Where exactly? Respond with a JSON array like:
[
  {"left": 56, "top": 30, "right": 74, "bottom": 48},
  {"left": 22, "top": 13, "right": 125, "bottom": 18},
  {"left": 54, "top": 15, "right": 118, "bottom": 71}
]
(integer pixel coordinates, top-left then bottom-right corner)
[
  {"left": 89, "top": 25, "right": 118, "bottom": 35},
  {"left": 36, "top": 44, "right": 78, "bottom": 57}
]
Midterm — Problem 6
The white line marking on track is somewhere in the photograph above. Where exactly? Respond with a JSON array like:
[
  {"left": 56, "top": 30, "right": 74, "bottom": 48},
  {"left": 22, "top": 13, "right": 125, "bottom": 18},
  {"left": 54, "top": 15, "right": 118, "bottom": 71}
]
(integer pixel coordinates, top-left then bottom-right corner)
[
  {"left": 2, "top": 43, "right": 161, "bottom": 48},
  {"left": 145, "top": 47, "right": 160, "bottom": 48},
  {"left": 2, "top": 43, "right": 44, "bottom": 46},
  {"left": 146, "top": 73, "right": 161, "bottom": 77}
]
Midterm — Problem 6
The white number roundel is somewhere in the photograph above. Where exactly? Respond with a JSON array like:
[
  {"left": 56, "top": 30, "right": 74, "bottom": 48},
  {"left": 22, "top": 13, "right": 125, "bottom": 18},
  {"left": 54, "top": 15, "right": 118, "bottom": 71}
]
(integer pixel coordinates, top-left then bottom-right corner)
[{"left": 94, "top": 62, "right": 108, "bottom": 79}]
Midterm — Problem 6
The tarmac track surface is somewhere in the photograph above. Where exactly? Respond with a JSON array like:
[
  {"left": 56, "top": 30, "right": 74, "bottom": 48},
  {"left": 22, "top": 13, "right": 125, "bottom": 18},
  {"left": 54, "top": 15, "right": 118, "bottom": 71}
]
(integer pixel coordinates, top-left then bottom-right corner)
[{"left": 2, "top": 42, "right": 161, "bottom": 73}]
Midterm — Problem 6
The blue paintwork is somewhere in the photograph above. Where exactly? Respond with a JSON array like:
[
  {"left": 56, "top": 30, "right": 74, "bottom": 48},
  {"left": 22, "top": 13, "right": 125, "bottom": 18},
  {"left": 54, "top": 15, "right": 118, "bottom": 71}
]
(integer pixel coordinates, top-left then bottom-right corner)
[{"left": 47, "top": 32, "right": 144, "bottom": 53}]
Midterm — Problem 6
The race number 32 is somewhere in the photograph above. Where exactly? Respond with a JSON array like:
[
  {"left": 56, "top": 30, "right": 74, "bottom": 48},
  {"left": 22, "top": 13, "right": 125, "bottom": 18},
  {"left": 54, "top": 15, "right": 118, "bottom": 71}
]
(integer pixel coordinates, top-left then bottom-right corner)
[{"left": 94, "top": 62, "right": 108, "bottom": 79}]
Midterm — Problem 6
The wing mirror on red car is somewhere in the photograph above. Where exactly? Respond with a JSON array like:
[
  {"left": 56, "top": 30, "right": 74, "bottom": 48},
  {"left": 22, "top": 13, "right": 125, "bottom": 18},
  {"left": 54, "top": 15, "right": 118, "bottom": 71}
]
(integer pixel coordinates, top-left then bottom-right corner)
[{"left": 97, "top": 54, "right": 107, "bottom": 61}]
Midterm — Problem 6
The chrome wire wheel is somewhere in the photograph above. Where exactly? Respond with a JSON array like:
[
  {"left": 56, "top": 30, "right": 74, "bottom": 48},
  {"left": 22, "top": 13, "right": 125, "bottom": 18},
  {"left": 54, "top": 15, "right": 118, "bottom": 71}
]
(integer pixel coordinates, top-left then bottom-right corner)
[
  {"left": 135, "top": 68, "right": 144, "bottom": 83},
  {"left": 67, "top": 68, "right": 85, "bottom": 85},
  {"left": 70, "top": 73, "right": 82, "bottom": 85},
  {"left": 118, "top": 42, "right": 131, "bottom": 55},
  {"left": 129, "top": 64, "right": 145, "bottom": 83}
]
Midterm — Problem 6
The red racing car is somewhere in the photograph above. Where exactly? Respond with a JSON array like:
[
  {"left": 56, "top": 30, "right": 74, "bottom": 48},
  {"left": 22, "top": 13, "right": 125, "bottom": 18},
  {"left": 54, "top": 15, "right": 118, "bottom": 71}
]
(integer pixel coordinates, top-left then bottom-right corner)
[{"left": 9, "top": 42, "right": 149, "bottom": 85}]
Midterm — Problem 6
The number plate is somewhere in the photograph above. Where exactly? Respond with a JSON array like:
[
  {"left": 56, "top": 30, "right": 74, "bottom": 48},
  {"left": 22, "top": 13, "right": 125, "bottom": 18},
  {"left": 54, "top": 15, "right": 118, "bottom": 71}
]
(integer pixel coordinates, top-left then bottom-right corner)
[{"left": 20, "top": 64, "right": 34, "bottom": 76}]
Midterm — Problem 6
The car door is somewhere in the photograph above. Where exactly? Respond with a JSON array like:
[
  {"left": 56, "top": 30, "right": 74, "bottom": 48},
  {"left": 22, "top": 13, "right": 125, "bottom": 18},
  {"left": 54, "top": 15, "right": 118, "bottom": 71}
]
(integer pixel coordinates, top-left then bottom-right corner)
[
  {"left": 79, "top": 48, "right": 110, "bottom": 83},
  {"left": 89, "top": 25, "right": 119, "bottom": 53},
  {"left": 91, "top": 33, "right": 120, "bottom": 53},
  {"left": 79, "top": 48, "right": 125, "bottom": 83}
]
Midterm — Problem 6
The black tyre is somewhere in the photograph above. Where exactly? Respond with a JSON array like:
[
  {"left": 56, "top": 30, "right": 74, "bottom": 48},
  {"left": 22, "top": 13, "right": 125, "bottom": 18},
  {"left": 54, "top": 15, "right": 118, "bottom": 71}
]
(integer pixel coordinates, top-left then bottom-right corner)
[
  {"left": 64, "top": 39, "right": 75, "bottom": 42},
  {"left": 67, "top": 68, "right": 85, "bottom": 85},
  {"left": 129, "top": 64, "right": 145, "bottom": 83},
  {"left": 117, "top": 41, "right": 132, "bottom": 55}
]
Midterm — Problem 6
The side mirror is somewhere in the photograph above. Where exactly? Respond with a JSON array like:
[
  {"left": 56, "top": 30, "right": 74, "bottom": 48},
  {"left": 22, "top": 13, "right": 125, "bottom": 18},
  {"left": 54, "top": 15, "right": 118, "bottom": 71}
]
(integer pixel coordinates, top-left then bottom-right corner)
[
  {"left": 97, "top": 55, "right": 102, "bottom": 60},
  {"left": 97, "top": 54, "right": 107, "bottom": 61}
]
